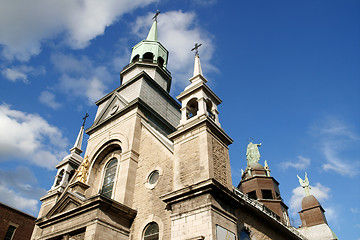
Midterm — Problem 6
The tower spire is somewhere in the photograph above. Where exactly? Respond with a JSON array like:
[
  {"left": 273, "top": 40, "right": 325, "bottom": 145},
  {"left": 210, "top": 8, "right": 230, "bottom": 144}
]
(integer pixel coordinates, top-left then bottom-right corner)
[
  {"left": 125, "top": 10, "right": 170, "bottom": 91},
  {"left": 191, "top": 43, "right": 203, "bottom": 77},
  {"left": 146, "top": 18, "right": 158, "bottom": 41},
  {"left": 69, "top": 113, "right": 87, "bottom": 155},
  {"left": 70, "top": 125, "right": 84, "bottom": 154}
]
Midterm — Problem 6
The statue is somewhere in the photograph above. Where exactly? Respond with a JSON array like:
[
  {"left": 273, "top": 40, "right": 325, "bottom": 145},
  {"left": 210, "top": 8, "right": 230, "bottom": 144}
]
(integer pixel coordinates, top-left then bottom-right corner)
[
  {"left": 297, "top": 172, "right": 311, "bottom": 196},
  {"left": 76, "top": 156, "right": 90, "bottom": 183},
  {"left": 246, "top": 142, "right": 261, "bottom": 165}
]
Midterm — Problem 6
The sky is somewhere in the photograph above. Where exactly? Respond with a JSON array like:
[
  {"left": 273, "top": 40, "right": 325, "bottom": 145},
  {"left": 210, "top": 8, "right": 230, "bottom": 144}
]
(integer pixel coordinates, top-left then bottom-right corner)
[{"left": 0, "top": 0, "right": 359, "bottom": 239}]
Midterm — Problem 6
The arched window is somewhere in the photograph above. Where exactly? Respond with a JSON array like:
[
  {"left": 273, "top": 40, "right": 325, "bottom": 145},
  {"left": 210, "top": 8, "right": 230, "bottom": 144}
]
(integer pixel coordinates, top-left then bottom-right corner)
[
  {"left": 206, "top": 99, "right": 215, "bottom": 120},
  {"left": 186, "top": 98, "right": 198, "bottom": 119},
  {"left": 143, "top": 52, "right": 154, "bottom": 62},
  {"left": 101, "top": 159, "right": 117, "bottom": 198},
  {"left": 55, "top": 169, "right": 64, "bottom": 186},
  {"left": 143, "top": 222, "right": 159, "bottom": 240},
  {"left": 157, "top": 57, "right": 164, "bottom": 67},
  {"left": 132, "top": 54, "right": 140, "bottom": 63},
  {"left": 68, "top": 170, "right": 75, "bottom": 182},
  {"left": 239, "top": 229, "right": 251, "bottom": 240}
]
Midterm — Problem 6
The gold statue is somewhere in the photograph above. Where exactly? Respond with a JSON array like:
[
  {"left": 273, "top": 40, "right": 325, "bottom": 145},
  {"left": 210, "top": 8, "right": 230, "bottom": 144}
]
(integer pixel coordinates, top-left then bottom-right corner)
[{"left": 76, "top": 155, "right": 90, "bottom": 183}]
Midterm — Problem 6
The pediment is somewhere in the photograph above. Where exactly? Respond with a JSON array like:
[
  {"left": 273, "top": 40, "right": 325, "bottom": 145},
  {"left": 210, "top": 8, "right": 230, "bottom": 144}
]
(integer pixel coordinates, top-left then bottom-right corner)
[
  {"left": 92, "top": 92, "right": 129, "bottom": 127},
  {"left": 46, "top": 192, "right": 84, "bottom": 218}
]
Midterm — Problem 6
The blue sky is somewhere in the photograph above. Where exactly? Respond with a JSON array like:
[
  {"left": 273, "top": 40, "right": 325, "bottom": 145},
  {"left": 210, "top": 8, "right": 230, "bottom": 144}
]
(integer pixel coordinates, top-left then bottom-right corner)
[{"left": 0, "top": 0, "right": 359, "bottom": 239}]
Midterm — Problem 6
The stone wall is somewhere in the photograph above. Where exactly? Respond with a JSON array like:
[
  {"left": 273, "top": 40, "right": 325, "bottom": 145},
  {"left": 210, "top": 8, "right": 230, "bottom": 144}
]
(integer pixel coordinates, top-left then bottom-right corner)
[{"left": 130, "top": 124, "right": 174, "bottom": 239}]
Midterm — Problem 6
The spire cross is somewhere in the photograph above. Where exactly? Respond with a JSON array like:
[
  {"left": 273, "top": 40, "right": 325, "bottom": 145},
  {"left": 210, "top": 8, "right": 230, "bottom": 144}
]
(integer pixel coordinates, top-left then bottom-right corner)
[
  {"left": 191, "top": 43, "right": 202, "bottom": 56},
  {"left": 152, "top": 10, "right": 160, "bottom": 21},
  {"left": 82, "top": 113, "right": 89, "bottom": 127}
]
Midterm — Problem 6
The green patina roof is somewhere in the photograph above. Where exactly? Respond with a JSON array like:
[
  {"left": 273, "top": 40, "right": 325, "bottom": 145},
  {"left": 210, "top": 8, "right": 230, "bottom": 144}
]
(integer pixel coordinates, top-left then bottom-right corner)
[
  {"left": 129, "top": 20, "right": 168, "bottom": 68},
  {"left": 146, "top": 20, "right": 158, "bottom": 41}
]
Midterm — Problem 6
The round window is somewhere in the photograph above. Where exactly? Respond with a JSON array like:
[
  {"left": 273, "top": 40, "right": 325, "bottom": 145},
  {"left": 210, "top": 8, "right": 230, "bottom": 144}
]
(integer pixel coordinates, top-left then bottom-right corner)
[{"left": 148, "top": 170, "right": 159, "bottom": 185}]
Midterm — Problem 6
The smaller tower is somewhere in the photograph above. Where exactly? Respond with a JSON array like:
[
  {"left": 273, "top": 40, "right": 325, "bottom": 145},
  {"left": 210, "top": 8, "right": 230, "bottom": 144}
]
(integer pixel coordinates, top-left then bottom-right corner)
[
  {"left": 296, "top": 173, "right": 338, "bottom": 240},
  {"left": 37, "top": 121, "right": 85, "bottom": 218},
  {"left": 177, "top": 45, "right": 221, "bottom": 128},
  {"left": 169, "top": 45, "right": 232, "bottom": 190},
  {"left": 51, "top": 125, "right": 84, "bottom": 192},
  {"left": 164, "top": 45, "right": 233, "bottom": 240},
  {"left": 238, "top": 142, "right": 290, "bottom": 225}
]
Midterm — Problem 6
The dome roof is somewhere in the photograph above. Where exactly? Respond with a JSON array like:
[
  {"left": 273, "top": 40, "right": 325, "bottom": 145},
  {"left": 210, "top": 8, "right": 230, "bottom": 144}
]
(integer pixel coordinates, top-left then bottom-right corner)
[
  {"left": 301, "top": 195, "right": 321, "bottom": 210},
  {"left": 249, "top": 162, "right": 264, "bottom": 170}
]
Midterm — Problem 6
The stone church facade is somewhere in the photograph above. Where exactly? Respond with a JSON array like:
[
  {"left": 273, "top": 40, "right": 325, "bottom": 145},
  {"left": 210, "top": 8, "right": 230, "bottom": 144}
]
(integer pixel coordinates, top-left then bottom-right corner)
[{"left": 31, "top": 17, "right": 337, "bottom": 240}]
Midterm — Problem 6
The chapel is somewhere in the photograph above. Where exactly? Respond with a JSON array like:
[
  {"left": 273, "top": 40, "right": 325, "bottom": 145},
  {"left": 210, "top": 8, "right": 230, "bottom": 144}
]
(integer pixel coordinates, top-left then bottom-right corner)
[{"left": 31, "top": 14, "right": 337, "bottom": 240}]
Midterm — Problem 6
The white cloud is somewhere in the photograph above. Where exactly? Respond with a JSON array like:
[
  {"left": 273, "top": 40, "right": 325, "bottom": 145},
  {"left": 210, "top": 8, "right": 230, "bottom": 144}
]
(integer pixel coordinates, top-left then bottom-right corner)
[
  {"left": 1, "top": 65, "right": 45, "bottom": 83},
  {"left": 1, "top": 68, "right": 28, "bottom": 83},
  {"left": 0, "top": 0, "right": 158, "bottom": 61},
  {"left": 0, "top": 166, "right": 48, "bottom": 216},
  {"left": 281, "top": 156, "right": 311, "bottom": 170},
  {"left": 39, "top": 91, "right": 61, "bottom": 109},
  {"left": 289, "top": 182, "right": 331, "bottom": 216},
  {"left": 351, "top": 208, "right": 360, "bottom": 214},
  {"left": 321, "top": 142, "right": 359, "bottom": 177},
  {"left": 51, "top": 53, "right": 112, "bottom": 103},
  {"left": 0, "top": 185, "right": 39, "bottom": 215},
  {"left": 313, "top": 117, "right": 359, "bottom": 140},
  {"left": 131, "top": 11, "right": 216, "bottom": 89},
  {"left": 0, "top": 104, "right": 68, "bottom": 169},
  {"left": 310, "top": 117, "right": 360, "bottom": 176}
]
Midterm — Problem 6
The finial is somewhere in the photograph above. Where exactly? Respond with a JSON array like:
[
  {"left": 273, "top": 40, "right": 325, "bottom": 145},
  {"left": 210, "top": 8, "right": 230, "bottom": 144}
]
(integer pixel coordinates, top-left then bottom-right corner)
[
  {"left": 82, "top": 112, "right": 89, "bottom": 127},
  {"left": 264, "top": 160, "right": 271, "bottom": 177},
  {"left": 264, "top": 160, "right": 268, "bottom": 168},
  {"left": 152, "top": 10, "right": 160, "bottom": 21},
  {"left": 191, "top": 43, "right": 202, "bottom": 56},
  {"left": 297, "top": 172, "right": 311, "bottom": 196}
]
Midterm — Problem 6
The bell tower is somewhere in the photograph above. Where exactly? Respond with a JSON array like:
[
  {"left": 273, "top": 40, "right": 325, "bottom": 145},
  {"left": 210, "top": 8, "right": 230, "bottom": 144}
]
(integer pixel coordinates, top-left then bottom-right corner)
[
  {"left": 169, "top": 47, "right": 233, "bottom": 190},
  {"left": 35, "top": 121, "right": 84, "bottom": 219},
  {"left": 162, "top": 46, "right": 235, "bottom": 240}
]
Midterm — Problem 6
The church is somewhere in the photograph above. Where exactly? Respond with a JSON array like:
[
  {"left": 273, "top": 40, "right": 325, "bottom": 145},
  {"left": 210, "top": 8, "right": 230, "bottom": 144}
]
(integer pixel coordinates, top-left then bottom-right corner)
[{"left": 31, "top": 14, "right": 337, "bottom": 240}]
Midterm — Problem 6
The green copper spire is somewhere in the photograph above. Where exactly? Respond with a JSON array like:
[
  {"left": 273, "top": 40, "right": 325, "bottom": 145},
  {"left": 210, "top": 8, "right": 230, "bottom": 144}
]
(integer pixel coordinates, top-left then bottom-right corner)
[
  {"left": 129, "top": 11, "right": 168, "bottom": 69},
  {"left": 146, "top": 20, "right": 158, "bottom": 41}
]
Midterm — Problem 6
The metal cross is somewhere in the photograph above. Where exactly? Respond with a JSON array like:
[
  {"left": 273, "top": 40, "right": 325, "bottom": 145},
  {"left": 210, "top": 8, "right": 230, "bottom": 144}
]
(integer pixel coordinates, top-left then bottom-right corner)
[
  {"left": 82, "top": 113, "right": 89, "bottom": 127},
  {"left": 152, "top": 10, "right": 160, "bottom": 21},
  {"left": 191, "top": 43, "right": 202, "bottom": 56}
]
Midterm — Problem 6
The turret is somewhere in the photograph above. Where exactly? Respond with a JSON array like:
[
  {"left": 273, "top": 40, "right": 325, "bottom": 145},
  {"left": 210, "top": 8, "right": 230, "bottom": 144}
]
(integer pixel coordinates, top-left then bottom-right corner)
[
  {"left": 50, "top": 121, "right": 85, "bottom": 192},
  {"left": 238, "top": 142, "right": 290, "bottom": 225},
  {"left": 36, "top": 117, "right": 87, "bottom": 219},
  {"left": 296, "top": 173, "right": 338, "bottom": 239}
]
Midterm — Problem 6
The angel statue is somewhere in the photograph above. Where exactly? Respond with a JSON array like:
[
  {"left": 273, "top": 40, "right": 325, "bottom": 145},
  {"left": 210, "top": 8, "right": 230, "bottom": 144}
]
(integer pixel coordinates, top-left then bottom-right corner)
[
  {"left": 76, "top": 156, "right": 90, "bottom": 183},
  {"left": 297, "top": 172, "right": 311, "bottom": 196},
  {"left": 246, "top": 142, "right": 261, "bottom": 165}
]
